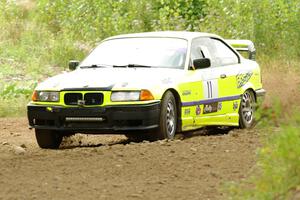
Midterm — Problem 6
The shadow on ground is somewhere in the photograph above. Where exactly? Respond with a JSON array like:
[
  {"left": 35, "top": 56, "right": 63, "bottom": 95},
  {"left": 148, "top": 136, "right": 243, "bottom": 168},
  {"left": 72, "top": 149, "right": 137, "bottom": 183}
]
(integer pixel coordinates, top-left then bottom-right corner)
[{"left": 59, "top": 126, "right": 235, "bottom": 149}]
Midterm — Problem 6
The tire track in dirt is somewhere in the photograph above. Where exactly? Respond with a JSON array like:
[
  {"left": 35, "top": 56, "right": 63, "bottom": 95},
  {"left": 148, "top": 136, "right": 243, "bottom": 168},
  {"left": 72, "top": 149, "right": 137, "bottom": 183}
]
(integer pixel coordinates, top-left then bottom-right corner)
[{"left": 0, "top": 118, "right": 259, "bottom": 200}]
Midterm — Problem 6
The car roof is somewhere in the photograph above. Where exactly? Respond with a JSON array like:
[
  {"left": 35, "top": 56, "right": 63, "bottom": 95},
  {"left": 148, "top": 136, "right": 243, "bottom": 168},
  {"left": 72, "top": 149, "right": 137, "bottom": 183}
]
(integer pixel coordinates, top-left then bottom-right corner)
[{"left": 104, "top": 31, "right": 221, "bottom": 41}]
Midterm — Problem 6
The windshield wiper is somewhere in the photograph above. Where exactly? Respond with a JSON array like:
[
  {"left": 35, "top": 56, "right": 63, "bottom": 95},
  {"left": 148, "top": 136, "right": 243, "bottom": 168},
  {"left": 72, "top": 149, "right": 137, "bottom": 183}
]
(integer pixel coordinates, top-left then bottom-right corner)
[
  {"left": 80, "top": 64, "right": 111, "bottom": 69},
  {"left": 113, "top": 64, "right": 151, "bottom": 68}
]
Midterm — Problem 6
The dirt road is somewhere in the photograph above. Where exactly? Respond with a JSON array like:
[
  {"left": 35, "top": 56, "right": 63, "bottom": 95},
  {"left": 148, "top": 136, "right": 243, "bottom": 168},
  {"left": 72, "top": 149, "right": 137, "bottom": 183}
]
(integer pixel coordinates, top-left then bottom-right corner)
[{"left": 0, "top": 117, "right": 259, "bottom": 200}]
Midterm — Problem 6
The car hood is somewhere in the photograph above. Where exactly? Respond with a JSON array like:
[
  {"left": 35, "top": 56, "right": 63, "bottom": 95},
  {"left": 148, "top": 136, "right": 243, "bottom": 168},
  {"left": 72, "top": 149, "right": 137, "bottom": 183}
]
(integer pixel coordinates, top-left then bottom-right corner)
[{"left": 36, "top": 68, "right": 185, "bottom": 91}]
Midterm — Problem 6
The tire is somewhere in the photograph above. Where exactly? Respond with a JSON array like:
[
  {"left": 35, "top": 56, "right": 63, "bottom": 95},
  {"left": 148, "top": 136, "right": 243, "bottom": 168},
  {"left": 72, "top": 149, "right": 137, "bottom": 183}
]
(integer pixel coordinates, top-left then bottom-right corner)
[
  {"left": 239, "top": 90, "right": 256, "bottom": 128},
  {"left": 35, "top": 129, "right": 63, "bottom": 149},
  {"left": 155, "top": 91, "right": 177, "bottom": 140}
]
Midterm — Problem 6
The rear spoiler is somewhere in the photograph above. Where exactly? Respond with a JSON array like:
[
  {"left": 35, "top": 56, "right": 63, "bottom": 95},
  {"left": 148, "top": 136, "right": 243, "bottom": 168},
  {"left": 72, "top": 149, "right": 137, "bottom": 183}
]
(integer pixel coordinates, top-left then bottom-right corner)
[{"left": 226, "top": 40, "right": 256, "bottom": 61}]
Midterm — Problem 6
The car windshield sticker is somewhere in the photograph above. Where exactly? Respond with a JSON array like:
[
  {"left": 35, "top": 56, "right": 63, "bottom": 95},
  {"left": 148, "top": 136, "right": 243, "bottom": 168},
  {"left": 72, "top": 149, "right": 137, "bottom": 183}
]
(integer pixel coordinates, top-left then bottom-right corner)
[
  {"left": 203, "top": 102, "right": 219, "bottom": 114},
  {"left": 236, "top": 72, "right": 253, "bottom": 88}
]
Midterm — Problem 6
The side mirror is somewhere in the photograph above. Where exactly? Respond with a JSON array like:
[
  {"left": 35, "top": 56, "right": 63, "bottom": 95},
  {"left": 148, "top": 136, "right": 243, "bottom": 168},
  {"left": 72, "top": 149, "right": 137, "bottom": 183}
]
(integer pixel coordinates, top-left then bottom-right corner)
[
  {"left": 69, "top": 60, "right": 80, "bottom": 70},
  {"left": 193, "top": 58, "right": 211, "bottom": 69}
]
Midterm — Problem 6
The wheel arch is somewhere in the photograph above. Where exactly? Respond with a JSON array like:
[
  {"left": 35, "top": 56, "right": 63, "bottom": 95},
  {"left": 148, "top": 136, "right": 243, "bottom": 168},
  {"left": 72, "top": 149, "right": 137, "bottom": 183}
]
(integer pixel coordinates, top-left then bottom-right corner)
[
  {"left": 239, "top": 88, "right": 256, "bottom": 129},
  {"left": 241, "top": 82, "right": 257, "bottom": 102},
  {"left": 162, "top": 88, "right": 182, "bottom": 132},
  {"left": 243, "top": 88, "right": 257, "bottom": 102}
]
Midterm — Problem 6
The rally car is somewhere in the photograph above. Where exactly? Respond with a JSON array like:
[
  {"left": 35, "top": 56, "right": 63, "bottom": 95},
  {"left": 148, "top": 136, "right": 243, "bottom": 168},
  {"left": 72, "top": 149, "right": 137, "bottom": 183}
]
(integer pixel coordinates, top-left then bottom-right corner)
[{"left": 27, "top": 31, "right": 265, "bottom": 149}]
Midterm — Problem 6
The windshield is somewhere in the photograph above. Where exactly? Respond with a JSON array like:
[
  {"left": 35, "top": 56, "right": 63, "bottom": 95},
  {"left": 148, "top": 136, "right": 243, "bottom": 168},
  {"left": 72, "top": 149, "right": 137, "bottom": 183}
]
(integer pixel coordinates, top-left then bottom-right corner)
[{"left": 80, "top": 37, "right": 188, "bottom": 69}]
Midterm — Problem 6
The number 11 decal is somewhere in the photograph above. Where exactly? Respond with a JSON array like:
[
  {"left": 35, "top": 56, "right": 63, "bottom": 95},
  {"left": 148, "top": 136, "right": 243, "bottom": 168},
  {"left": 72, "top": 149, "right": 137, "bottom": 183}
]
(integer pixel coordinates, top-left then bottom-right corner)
[{"left": 203, "top": 80, "right": 218, "bottom": 99}]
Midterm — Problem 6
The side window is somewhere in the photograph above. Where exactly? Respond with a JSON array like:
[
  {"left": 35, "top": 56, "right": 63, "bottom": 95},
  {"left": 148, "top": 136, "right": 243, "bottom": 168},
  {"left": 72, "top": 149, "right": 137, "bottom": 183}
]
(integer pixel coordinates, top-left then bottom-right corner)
[
  {"left": 190, "top": 37, "right": 222, "bottom": 67},
  {"left": 199, "top": 45, "right": 212, "bottom": 59},
  {"left": 190, "top": 37, "right": 239, "bottom": 68},
  {"left": 190, "top": 37, "right": 211, "bottom": 68},
  {"left": 210, "top": 38, "right": 239, "bottom": 66},
  {"left": 190, "top": 40, "right": 204, "bottom": 61}
]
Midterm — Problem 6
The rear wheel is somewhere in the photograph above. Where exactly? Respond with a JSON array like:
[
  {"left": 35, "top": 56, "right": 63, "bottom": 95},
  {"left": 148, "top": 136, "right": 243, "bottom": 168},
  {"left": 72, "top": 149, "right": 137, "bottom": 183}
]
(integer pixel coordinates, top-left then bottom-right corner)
[
  {"left": 35, "top": 129, "right": 63, "bottom": 149},
  {"left": 155, "top": 91, "right": 177, "bottom": 140},
  {"left": 239, "top": 90, "right": 256, "bottom": 128}
]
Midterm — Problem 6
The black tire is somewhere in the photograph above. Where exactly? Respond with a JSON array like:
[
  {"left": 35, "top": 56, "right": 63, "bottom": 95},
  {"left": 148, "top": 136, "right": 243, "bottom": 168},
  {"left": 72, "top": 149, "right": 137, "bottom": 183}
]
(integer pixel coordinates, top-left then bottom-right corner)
[
  {"left": 35, "top": 129, "right": 63, "bottom": 149},
  {"left": 239, "top": 90, "right": 256, "bottom": 128},
  {"left": 155, "top": 91, "right": 177, "bottom": 140}
]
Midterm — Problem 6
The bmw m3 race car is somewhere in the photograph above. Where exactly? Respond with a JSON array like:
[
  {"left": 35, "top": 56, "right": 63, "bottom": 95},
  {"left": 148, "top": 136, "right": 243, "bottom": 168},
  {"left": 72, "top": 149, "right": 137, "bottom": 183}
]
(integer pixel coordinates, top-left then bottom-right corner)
[{"left": 27, "top": 31, "right": 266, "bottom": 149}]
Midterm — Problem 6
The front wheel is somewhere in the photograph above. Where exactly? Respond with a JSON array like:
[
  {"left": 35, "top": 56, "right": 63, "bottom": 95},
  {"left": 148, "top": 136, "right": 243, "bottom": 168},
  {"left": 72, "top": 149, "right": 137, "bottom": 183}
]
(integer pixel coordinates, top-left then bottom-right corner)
[
  {"left": 35, "top": 129, "right": 63, "bottom": 149},
  {"left": 239, "top": 90, "right": 256, "bottom": 128},
  {"left": 155, "top": 91, "right": 177, "bottom": 140}
]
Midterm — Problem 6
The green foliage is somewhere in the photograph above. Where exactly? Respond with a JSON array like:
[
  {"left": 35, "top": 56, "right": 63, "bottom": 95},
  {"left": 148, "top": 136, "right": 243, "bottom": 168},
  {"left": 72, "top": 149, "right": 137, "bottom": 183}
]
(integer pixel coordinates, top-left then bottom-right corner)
[
  {"left": 252, "top": 0, "right": 300, "bottom": 59},
  {"left": 228, "top": 115, "right": 300, "bottom": 199},
  {"left": 0, "top": 97, "right": 28, "bottom": 117},
  {"left": 200, "top": 0, "right": 300, "bottom": 60},
  {"left": 31, "top": 0, "right": 300, "bottom": 60},
  {"left": 0, "top": 1, "right": 86, "bottom": 117},
  {"left": 200, "top": 0, "right": 255, "bottom": 39},
  {"left": 255, "top": 98, "right": 283, "bottom": 128},
  {"left": 35, "top": 0, "right": 160, "bottom": 41},
  {"left": 154, "top": 0, "right": 207, "bottom": 31},
  {"left": 1, "top": 82, "right": 35, "bottom": 99}
]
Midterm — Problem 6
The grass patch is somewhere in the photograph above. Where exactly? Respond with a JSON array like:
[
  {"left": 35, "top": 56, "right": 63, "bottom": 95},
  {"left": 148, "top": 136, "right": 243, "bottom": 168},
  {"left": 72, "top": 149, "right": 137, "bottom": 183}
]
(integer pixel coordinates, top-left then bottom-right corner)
[
  {"left": 228, "top": 110, "right": 300, "bottom": 199},
  {"left": 0, "top": 97, "right": 28, "bottom": 117},
  {"left": 0, "top": 2, "right": 87, "bottom": 117},
  {"left": 224, "top": 81, "right": 300, "bottom": 199}
]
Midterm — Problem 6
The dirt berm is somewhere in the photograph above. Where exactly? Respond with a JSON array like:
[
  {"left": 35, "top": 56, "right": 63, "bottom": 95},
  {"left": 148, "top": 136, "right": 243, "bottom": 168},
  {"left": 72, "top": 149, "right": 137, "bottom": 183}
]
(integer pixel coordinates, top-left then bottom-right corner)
[{"left": 0, "top": 117, "right": 260, "bottom": 200}]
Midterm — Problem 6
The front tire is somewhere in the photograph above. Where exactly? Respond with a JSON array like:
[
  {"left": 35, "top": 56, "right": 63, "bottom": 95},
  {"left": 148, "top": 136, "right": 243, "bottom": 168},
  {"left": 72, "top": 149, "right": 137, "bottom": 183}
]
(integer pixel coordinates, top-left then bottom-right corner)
[
  {"left": 156, "top": 91, "right": 177, "bottom": 140},
  {"left": 239, "top": 90, "right": 256, "bottom": 128},
  {"left": 35, "top": 129, "right": 63, "bottom": 149}
]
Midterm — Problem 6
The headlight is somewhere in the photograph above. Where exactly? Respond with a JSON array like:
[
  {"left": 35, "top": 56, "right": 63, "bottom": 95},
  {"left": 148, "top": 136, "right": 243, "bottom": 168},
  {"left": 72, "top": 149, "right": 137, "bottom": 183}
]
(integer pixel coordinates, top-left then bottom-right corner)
[
  {"left": 32, "top": 91, "right": 60, "bottom": 102},
  {"left": 111, "top": 90, "right": 154, "bottom": 102},
  {"left": 111, "top": 91, "right": 140, "bottom": 102}
]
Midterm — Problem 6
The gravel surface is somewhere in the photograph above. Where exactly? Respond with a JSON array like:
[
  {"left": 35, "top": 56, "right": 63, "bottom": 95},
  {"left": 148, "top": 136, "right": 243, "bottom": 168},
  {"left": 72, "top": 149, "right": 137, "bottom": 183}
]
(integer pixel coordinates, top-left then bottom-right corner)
[{"left": 0, "top": 117, "right": 260, "bottom": 200}]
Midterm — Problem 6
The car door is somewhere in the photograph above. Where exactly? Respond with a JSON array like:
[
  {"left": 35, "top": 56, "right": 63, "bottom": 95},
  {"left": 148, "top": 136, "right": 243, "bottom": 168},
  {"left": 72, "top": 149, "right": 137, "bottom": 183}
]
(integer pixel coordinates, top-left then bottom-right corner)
[
  {"left": 190, "top": 38, "right": 223, "bottom": 116},
  {"left": 206, "top": 38, "right": 241, "bottom": 116},
  {"left": 184, "top": 37, "right": 222, "bottom": 128},
  {"left": 189, "top": 37, "right": 241, "bottom": 126}
]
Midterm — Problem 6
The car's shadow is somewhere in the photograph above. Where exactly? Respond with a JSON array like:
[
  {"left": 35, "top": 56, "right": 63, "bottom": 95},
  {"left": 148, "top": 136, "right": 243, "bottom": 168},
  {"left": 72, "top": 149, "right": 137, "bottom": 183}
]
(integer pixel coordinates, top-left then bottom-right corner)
[
  {"left": 59, "top": 126, "right": 235, "bottom": 150},
  {"left": 177, "top": 126, "right": 234, "bottom": 140}
]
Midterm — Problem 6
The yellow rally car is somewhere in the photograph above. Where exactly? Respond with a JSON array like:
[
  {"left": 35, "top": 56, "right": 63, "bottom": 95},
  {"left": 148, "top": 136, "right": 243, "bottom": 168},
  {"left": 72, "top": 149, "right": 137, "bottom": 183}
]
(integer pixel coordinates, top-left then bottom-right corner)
[{"left": 27, "top": 31, "right": 266, "bottom": 149}]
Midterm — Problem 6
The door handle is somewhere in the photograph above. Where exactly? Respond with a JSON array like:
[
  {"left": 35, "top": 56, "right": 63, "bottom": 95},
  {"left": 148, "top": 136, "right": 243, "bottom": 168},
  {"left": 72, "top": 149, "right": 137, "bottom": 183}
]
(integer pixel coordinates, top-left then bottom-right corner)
[{"left": 220, "top": 74, "right": 227, "bottom": 79}]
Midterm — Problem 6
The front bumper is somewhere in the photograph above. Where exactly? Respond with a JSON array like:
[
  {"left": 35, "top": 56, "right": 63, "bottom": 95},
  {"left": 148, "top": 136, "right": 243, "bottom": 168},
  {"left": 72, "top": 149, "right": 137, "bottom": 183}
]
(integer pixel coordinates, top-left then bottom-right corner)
[{"left": 27, "top": 102, "right": 160, "bottom": 134}]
